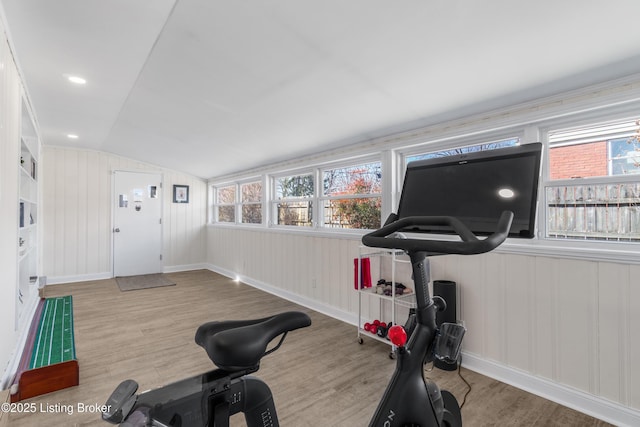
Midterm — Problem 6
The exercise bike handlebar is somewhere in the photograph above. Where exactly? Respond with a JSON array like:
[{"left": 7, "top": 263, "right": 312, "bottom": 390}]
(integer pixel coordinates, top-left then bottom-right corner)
[{"left": 362, "top": 210, "right": 514, "bottom": 255}]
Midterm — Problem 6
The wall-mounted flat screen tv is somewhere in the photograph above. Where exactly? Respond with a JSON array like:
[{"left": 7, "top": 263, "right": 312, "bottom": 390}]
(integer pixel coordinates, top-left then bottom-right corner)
[{"left": 396, "top": 142, "right": 542, "bottom": 238}]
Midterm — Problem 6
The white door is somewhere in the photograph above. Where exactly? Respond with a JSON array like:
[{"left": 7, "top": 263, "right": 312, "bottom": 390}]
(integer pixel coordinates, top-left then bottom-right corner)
[{"left": 113, "top": 171, "right": 163, "bottom": 277}]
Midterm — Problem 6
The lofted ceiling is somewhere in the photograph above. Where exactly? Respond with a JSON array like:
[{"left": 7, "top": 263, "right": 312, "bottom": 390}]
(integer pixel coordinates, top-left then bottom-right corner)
[{"left": 2, "top": 1, "right": 640, "bottom": 180}]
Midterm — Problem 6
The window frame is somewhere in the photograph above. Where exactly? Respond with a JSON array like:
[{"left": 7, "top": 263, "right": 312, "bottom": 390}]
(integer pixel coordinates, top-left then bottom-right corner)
[
  {"left": 319, "top": 158, "right": 383, "bottom": 231},
  {"left": 270, "top": 169, "right": 316, "bottom": 228},
  {"left": 239, "top": 179, "right": 265, "bottom": 226},
  {"left": 540, "top": 115, "right": 640, "bottom": 246},
  {"left": 213, "top": 183, "right": 237, "bottom": 224},
  {"left": 547, "top": 118, "right": 640, "bottom": 179}
]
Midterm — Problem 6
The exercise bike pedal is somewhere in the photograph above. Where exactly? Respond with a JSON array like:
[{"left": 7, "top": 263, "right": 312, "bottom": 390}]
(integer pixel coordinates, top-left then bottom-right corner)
[{"left": 102, "top": 379, "right": 139, "bottom": 424}]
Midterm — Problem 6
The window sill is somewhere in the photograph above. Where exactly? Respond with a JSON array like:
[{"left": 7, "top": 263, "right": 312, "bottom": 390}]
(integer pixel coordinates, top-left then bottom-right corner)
[
  {"left": 498, "top": 238, "right": 640, "bottom": 265},
  {"left": 207, "top": 222, "right": 366, "bottom": 240}
]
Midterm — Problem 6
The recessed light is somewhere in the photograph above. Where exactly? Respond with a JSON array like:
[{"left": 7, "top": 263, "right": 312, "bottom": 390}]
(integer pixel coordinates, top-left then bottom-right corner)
[
  {"left": 67, "top": 134, "right": 79, "bottom": 139},
  {"left": 67, "top": 75, "right": 86, "bottom": 85}
]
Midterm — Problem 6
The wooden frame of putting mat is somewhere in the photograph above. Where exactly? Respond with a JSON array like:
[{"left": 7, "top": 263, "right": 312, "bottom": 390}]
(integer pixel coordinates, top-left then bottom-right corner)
[{"left": 10, "top": 296, "right": 79, "bottom": 402}]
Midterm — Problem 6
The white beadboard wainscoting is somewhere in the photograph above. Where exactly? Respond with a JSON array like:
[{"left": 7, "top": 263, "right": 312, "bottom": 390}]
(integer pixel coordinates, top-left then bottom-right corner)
[
  {"left": 41, "top": 146, "right": 208, "bottom": 283},
  {"left": 207, "top": 225, "right": 640, "bottom": 426},
  {"left": 207, "top": 226, "right": 363, "bottom": 324}
]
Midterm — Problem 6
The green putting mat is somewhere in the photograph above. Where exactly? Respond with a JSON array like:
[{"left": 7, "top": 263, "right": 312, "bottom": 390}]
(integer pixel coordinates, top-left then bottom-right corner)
[{"left": 29, "top": 296, "right": 76, "bottom": 369}]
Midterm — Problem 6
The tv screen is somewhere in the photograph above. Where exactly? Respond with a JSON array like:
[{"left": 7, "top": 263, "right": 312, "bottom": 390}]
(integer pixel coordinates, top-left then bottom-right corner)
[{"left": 396, "top": 143, "right": 542, "bottom": 238}]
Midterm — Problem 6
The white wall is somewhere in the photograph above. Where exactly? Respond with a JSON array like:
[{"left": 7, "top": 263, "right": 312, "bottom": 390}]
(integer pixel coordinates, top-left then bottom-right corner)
[
  {"left": 435, "top": 253, "right": 640, "bottom": 414},
  {"left": 0, "top": 13, "right": 22, "bottom": 384},
  {"left": 42, "top": 146, "right": 208, "bottom": 283},
  {"left": 207, "top": 227, "right": 362, "bottom": 321},
  {"left": 206, "top": 212, "right": 640, "bottom": 427}
]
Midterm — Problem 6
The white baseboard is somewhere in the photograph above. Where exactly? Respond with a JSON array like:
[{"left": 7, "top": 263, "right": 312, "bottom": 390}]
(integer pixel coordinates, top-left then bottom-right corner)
[
  {"left": 206, "top": 263, "right": 639, "bottom": 427},
  {"left": 46, "top": 272, "right": 112, "bottom": 285},
  {"left": 45, "top": 264, "right": 209, "bottom": 285},
  {"left": 461, "top": 352, "right": 640, "bottom": 427},
  {"left": 205, "top": 264, "right": 358, "bottom": 326},
  {"left": 163, "top": 263, "right": 209, "bottom": 273}
]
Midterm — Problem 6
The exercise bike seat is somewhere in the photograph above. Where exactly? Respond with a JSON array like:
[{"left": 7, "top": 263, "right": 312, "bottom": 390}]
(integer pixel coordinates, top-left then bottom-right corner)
[{"left": 195, "top": 311, "right": 311, "bottom": 371}]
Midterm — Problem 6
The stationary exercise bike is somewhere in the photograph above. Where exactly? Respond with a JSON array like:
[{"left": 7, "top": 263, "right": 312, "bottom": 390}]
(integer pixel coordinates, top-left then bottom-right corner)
[
  {"left": 101, "top": 213, "right": 513, "bottom": 427},
  {"left": 102, "top": 144, "right": 541, "bottom": 426},
  {"left": 359, "top": 211, "right": 514, "bottom": 426}
]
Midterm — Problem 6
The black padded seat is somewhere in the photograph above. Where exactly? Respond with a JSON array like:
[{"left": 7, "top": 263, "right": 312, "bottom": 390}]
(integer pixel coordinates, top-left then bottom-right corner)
[{"left": 195, "top": 311, "right": 311, "bottom": 371}]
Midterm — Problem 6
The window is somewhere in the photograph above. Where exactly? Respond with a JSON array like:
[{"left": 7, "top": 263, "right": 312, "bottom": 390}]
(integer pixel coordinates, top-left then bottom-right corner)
[
  {"left": 273, "top": 173, "right": 314, "bottom": 227},
  {"left": 321, "top": 162, "right": 382, "bottom": 230},
  {"left": 549, "top": 120, "right": 640, "bottom": 179},
  {"left": 406, "top": 137, "right": 519, "bottom": 164},
  {"left": 546, "top": 118, "right": 640, "bottom": 241},
  {"left": 240, "top": 181, "right": 263, "bottom": 224},
  {"left": 215, "top": 184, "right": 236, "bottom": 223}
]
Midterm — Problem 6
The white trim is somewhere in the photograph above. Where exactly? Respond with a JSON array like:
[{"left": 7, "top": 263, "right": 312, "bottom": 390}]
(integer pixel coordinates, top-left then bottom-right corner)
[
  {"left": 46, "top": 272, "right": 112, "bottom": 285},
  {"left": 163, "top": 263, "right": 209, "bottom": 273},
  {"left": 205, "top": 264, "right": 357, "bottom": 326},
  {"left": 208, "top": 222, "right": 364, "bottom": 240},
  {"left": 462, "top": 352, "right": 640, "bottom": 427},
  {"left": 497, "top": 239, "right": 640, "bottom": 265},
  {"left": 0, "top": 294, "right": 39, "bottom": 389},
  {"left": 39, "top": 264, "right": 210, "bottom": 285}
]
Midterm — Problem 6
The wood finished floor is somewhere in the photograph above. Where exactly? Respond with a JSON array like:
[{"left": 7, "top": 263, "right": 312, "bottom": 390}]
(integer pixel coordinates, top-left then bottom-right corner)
[{"left": 2, "top": 270, "right": 611, "bottom": 427}]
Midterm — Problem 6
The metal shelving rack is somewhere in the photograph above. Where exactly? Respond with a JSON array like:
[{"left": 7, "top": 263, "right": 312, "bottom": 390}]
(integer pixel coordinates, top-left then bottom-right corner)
[{"left": 356, "top": 247, "right": 415, "bottom": 358}]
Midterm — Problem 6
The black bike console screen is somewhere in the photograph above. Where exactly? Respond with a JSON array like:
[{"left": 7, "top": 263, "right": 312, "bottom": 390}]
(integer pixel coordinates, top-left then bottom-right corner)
[{"left": 397, "top": 143, "right": 542, "bottom": 238}]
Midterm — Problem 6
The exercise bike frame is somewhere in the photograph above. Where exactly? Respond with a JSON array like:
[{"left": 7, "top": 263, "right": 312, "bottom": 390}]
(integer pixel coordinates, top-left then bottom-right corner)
[
  {"left": 368, "top": 251, "right": 451, "bottom": 426},
  {"left": 363, "top": 211, "right": 514, "bottom": 427}
]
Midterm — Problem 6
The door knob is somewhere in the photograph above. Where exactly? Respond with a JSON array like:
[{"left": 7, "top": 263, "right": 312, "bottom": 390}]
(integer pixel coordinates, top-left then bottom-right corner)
[{"left": 114, "top": 228, "right": 120, "bottom": 233}]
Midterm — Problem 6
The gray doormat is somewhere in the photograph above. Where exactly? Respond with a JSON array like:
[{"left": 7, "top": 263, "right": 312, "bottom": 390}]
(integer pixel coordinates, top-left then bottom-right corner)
[{"left": 116, "top": 273, "right": 176, "bottom": 292}]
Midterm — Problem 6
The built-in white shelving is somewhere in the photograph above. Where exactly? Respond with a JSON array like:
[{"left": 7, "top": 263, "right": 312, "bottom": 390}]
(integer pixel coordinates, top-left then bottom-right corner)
[{"left": 16, "top": 98, "right": 40, "bottom": 323}]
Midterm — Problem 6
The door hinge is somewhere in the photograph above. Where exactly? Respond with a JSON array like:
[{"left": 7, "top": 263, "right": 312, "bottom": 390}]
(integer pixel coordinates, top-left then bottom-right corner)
[
  {"left": 160, "top": 254, "right": 163, "bottom": 261},
  {"left": 159, "top": 218, "right": 162, "bottom": 224}
]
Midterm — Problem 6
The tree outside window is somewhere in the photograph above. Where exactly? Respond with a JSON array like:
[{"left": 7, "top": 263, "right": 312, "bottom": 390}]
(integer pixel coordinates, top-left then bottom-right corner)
[
  {"left": 406, "top": 138, "right": 518, "bottom": 164},
  {"left": 275, "top": 174, "right": 314, "bottom": 226},
  {"left": 323, "top": 162, "right": 382, "bottom": 230},
  {"left": 241, "top": 181, "right": 262, "bottom": 224},
  {"left": 216, "top": 185, "right": 236, "bottom": 222}
]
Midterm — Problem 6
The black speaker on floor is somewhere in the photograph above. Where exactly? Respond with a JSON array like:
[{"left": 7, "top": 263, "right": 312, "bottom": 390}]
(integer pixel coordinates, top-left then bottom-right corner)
[{"left": 433, "top": 280, "right": 458, "bottom": 371}]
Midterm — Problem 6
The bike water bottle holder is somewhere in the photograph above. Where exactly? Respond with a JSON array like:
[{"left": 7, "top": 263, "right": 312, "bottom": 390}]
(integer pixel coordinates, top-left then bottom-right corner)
[{"left": 433, "top": 322, "right": 466, "bottom": 364}]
